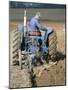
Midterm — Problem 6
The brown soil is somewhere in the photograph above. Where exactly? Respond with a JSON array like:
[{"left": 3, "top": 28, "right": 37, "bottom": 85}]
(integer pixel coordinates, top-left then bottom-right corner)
[{"left": 9, "top": 21, "right": 66, "bottom": 88}]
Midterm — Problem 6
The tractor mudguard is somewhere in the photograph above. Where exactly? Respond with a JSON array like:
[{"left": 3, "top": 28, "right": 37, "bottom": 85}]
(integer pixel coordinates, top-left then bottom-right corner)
[
  {"left": 18, "top": 23, "right": 24, "bottom": 32},
  {"left": 46, "top": 27, "right": 53, "bottom": 35},
  {"left": 44, "top": 27, "right": 53, "bottom": 44}
]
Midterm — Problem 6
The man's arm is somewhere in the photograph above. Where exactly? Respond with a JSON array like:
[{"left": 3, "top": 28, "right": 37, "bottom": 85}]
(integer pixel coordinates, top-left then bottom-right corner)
[{"left": 35, "top": 20, "right": 42, "bottom": 30}]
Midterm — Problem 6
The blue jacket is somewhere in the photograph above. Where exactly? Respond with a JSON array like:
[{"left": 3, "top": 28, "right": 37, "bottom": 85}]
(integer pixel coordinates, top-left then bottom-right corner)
[{"left": 28, "top": 17, "right": 41, "bottom": 32}]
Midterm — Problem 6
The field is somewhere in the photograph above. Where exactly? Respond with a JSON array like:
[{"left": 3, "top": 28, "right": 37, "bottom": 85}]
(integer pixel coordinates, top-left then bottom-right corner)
[{"left": 9, "top": 21, "right": 66, "bottom": 88}]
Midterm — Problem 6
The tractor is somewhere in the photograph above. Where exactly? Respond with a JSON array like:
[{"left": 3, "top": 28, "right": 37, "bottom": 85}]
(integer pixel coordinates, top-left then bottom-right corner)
[
  {"left": 11, "top": 11, "right": 57, "bottom": 73},
  {"left": 20, "top": 27, "right": 57, "bottom": 69}
]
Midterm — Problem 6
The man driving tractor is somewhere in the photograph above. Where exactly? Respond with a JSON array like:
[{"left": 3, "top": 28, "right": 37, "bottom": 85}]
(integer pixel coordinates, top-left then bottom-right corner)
[
  {"left": 28, "top": 12, "right": 43, "bottom": 36},
  {"left": 27, "top": 12, "right": 49, "bottom": 65},
  {"left": 13, "top": 11, "right": 57, "bottom": 67}
]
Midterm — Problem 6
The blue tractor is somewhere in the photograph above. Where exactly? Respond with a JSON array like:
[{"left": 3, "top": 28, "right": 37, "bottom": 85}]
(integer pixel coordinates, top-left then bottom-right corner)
[{"left": 17, "top": 24, "right": 57, "bottom": 70}]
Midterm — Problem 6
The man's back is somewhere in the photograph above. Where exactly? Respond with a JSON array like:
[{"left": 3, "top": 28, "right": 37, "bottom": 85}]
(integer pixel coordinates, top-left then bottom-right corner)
[{"left": 28, "top": 17, "right": 41, "bottom": 32}]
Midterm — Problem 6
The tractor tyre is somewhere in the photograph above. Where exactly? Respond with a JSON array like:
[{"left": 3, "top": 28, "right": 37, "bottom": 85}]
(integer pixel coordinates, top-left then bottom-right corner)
[
  {"left": 48, "top": 30, "right": 57, "bottom": 61},
  {"left": 10, "top": 29, "right": 21, "bottom": 65}
]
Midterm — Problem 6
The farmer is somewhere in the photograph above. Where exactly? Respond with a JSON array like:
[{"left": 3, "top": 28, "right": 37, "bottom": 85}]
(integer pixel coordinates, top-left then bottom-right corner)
[
  {"left": 28, "top": 12, "right": 48, "bottom": 48},
  {"left": 28, "top": 12, "right": 42, "bottom": 36}
]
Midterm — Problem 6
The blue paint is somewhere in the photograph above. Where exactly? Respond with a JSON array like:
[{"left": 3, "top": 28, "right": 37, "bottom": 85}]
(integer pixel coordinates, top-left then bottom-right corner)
[{"left": 18, "top": 22, "right": 24, "bottom": 32}]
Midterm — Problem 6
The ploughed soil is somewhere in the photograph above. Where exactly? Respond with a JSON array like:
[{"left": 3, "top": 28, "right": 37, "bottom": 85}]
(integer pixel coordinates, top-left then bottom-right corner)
[{"left": 9, "top": 21, "right": 66, "bottom": 88}]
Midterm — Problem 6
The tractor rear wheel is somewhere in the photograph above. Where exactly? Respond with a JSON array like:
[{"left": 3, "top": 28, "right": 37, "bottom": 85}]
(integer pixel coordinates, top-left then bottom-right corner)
[
  {"left": 48, "top": 30, "right": 57, "bottom": 61},
  {"left": 10, "top": 29, "right": 21, "bottom": 65}
]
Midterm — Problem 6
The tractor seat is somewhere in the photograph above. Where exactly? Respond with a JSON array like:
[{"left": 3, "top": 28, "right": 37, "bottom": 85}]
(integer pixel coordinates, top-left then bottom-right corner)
[{"left": 27, "top": 31, "right": 41, "bottom": 36}]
